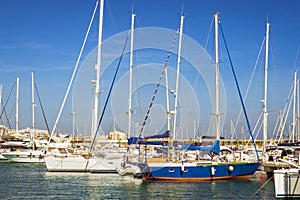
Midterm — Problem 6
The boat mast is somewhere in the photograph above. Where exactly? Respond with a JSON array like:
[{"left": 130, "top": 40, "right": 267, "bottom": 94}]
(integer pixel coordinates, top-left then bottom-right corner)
[
  {"left": 296, "top": 78, "right": 300, "bottom": 142},
  {"left": 263, "top": 22, "right": 270, "bottom": 155},
  {"left": 71, "top": 111, "right": 76, "bottom": 138},
  {"left": 31, "top": 72, "right": 35, "bottom": 131},
  {"left": 49, "top": 1, "right": 99, "bottom": 141},
  {"left": 165, "top": 59, "right": 171, "bottom": 160},
  {"left": 92, "top": 0, "right": 104, "bottom": 138},
  {"left": 214, "top": 13, "right": 220, "bottom": 140},
  {"left": 0, "top": 85, "right": 1, "bottom": 111},
  {"left": 16, "top": 77, "right": 19, "bottom": 135},
  {"left": 173, "top": 14, "right": 184, "bottom": 140},
  {"left": 128, "top": 11, "right": 135, "bottom": 138},
  {"left": 164, "top": 37, "right": 171, "bottom": 160},
  {"left": 292, "top": 70, "right": 297, "bottom": 142},
  {"left": 165, "top": 62, "right": 171, "bottom": 131},
  {"left": 31, "top": 72, "right": 35, "bottom": 150}
]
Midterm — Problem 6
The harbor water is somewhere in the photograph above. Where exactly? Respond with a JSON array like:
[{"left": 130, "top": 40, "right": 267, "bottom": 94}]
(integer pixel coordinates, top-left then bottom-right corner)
[{"left": 0, "top": 162, "right": 275, "bottom": 199}]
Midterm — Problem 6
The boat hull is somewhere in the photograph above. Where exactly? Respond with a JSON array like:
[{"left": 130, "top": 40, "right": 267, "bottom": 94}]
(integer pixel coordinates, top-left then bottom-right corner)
[
  {"left": 142, "top": 161, "right": 261, "bottom": 181},
  {"left": 2, "top": 151, "right": 45, "bottom": 163},
  {"left": 274, "top": 168, "right": 300, "bottom": 198},
  {"left": 44, "top": 155, "right": 90, "bottom": 172},
  {"left": 89, "top": 157, "right": 123, "bottom": 173}
]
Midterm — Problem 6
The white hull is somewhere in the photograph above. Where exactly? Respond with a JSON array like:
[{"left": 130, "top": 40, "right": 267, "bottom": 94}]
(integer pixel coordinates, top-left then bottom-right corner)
[
  {"left": 274, "top": 168, "right": 300, "bottom": 198},
  {"left": 89, "top": 156, "right": 124, "bottom": 173},
  {"left": 44, "top": 155, "right": 90, "bottom": 172},
  {"left": 2, "top": 150, "right": 44, "bottom": 163},
  {"left": 44, "top": 154, "right": 124, "bottom": 173},
  {"left": 116, "top": 162, "right": 142, "bottom": 176},
  {"left": 89, "top": 145, "right": 127, "bottom": 173},
  {"left": 0, "top": 154, "right": 7, "bottom": 160}
]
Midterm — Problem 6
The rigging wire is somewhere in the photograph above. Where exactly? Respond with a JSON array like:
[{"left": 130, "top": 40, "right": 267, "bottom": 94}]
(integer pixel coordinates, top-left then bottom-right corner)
[
  {"left": 269, "top": 41, "right": 280, "bottom": 116},
  {"left": 219, "top": 23, "right": 260, "bottom": 161},
  {"left": 246, "top": 111, "right": 263, "bottom": 144},
  {"left": 34, "top": 83, "right": 51, "bottom": 135},
  {"left": 276, "top": 81, "right": 294, "bottom": 142},
  {"left": 192, "top": 17, "right": 214, "bottom": 137},
  {"left": 90, "top": 33, "right": 129, "bottom": 153},
  {"left": 232, "top": 38, "right": 265, "bottom": 139},
  {"left": 105, "top": 0, "right": 118, "bottom": 36},
  {"left": 138, "top": 27, "right": 180, "bottom": 138},
  {"left": 271, "top": 80, "right": 294, "bottom": 142},
  {"left": 0, "top": 81, "right": 16, "bottom": 130},
  {"left": 50, "top": 0, "right": 99, "bottom": 141}
]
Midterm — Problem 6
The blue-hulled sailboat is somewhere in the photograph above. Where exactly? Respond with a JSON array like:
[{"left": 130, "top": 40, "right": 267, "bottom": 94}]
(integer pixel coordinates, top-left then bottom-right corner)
[{"left": 134, "top": 13, "right": 261, "bottom": 181}]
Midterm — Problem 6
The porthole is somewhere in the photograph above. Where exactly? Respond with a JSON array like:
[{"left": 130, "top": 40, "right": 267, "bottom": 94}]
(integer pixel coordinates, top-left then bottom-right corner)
[{"left": 169, "top": 168, "right": 174, "bottom": 173}]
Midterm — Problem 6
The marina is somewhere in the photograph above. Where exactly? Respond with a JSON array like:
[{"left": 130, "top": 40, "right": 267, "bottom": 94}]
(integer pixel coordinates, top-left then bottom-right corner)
[{"left": 1, "top": 0, "right": 300, "bottom": 199}]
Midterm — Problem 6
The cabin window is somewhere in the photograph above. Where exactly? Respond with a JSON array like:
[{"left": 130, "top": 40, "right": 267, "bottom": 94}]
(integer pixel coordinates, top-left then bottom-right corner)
[
  {"left": 169, "top": 168, "right": 174, "bottom": 173},
  {"left": 59, "top": 148, "right": 68, "bottom": 154}
]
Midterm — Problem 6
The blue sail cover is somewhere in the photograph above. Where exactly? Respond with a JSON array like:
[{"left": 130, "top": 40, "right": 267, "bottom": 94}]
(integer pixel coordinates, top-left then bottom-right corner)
[
  {"left": 144, "top": 130, "right": 170, "bottom": 139},
  {"left": 181, "top": 140, "right": 220, "bottom": 154},
  {"left": 127, "top": 130, "right": 170, "bottom": 145},
  {"left": 127, "top": 137, "right": 168, "bottom": 145}
]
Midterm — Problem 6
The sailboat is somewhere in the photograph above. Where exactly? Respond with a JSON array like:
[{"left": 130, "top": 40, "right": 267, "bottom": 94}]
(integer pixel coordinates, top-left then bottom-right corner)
[
  {"left": 2, "top": 74, "right": 46, "bottom": 163},
  {"left": 44, "top": 0, "right": 104, "bottom": 172},
  {"left": 44, "top": 0, "right": 129, "bottom": 172},
  {"left": 133, "top": 13, "right": 261, "bottom": 181},
  {"left": 262, "top": 24, "right": 300, "bottom": 177},
  {"left": 89, "top": 11, "right": 136, "bottom": 173}
]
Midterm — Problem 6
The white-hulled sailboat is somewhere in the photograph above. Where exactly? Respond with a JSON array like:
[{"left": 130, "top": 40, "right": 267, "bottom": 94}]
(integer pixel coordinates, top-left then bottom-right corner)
[
  {"left": 44, "top": 0, "right": 128, "bottom": 173},
  {"left": 2, "top": 74, "right": 46, "bottom": 163},
  {"left": 44, "top": 0, "right": 103, "bottom": 172},
  {"left": 89, "top": 9, "right": 136, "bottom": 174}
]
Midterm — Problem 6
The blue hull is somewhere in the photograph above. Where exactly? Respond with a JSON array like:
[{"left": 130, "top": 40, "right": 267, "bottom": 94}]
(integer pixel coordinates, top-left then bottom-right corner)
[{"left": 143, "top": 162, "right": 261, "bottom": 181}]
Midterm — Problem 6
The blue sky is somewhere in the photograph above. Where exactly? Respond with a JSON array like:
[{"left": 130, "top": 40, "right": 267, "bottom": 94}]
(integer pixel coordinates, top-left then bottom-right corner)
[{"left": 0, "top": 0, "right": 300, "bottom": 139}]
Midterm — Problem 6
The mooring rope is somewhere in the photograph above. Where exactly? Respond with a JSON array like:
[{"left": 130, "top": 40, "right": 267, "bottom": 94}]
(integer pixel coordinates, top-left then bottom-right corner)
[{"left": 248, "top": 175, "right": 273, "bottom": 199}]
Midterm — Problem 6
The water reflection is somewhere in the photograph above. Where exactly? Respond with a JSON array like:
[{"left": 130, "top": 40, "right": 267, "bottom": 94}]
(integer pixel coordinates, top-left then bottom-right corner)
[{"left": 0, "top": 162, "right": 274, "bottom": 199}]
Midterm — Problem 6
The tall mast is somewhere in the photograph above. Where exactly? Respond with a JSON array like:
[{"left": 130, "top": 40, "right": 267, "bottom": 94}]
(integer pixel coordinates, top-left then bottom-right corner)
[
  {"left": 172, "top": 14, "right": 184, "bottom": 140},
  {"left": 263, "top": 22, "right": 270, "bottom": 155},
  {"left": 296, "top": 78, "right": 300, "bottom": 142},
  {"left": 230, "top": 119, "right": 234, "bottom": 140},
  {"left": 0, "top": 84, "right": 2, "bottom": 122},
  {"left": 50, "top": 1, "right": 99, "bottom": 140},
  {"left": 16, "top": 77, "right": 19, "bottom": 134},
  {"left": 165, "top": 67, "right": 171, "bottom": 132},
  {"left": 92, "top": 0, "right": 104, "bottom": 138},
  {"left": 71, "top": 112, "right": 75, "bottom": 138},
  {"left": 164, "top": 34, "right": 171, "bottom": 160},
  {"left": 31, "top": 73, "right": 35, "bottom": 150},
  {"left": 128, "top": 12, "right": 135, "bottom": 138},
  {"left": 31, "top": 72, "right": 35, "bottom": 130},
  {"left": 214, "top": 13, "right": 220, "bottom": 139},
  {"left": 292, "top": 70, "right": 297, "bottom": 142}
]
